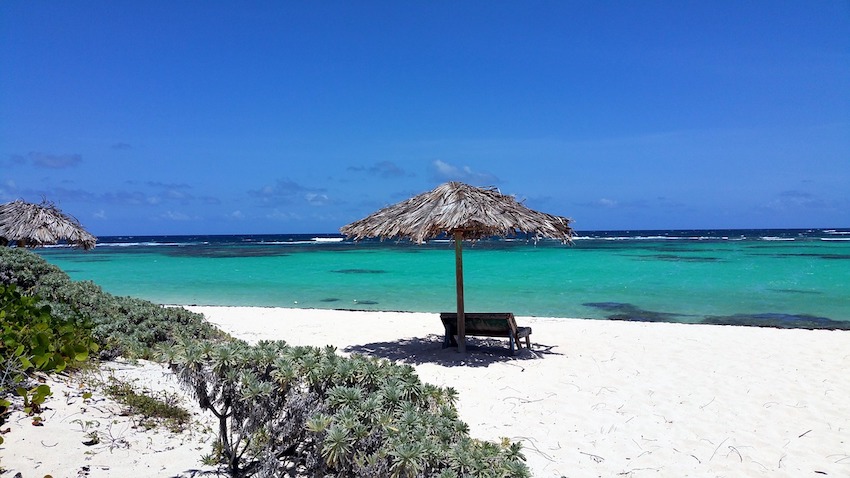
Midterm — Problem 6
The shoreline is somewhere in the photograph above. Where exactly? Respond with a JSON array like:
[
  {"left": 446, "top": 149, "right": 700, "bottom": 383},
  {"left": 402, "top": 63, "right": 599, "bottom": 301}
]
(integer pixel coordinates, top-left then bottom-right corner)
[{"left": 4, "top": 306, "right": 849, "bottom": 477}]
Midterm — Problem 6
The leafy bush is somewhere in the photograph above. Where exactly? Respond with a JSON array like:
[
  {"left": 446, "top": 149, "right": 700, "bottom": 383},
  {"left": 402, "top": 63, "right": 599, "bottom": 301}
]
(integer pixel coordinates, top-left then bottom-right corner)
[
  {"left": 169, "top": 339, "right": 530, "bottom": 478},
  {"left": 0, "top": 245, "right": 67, "bottom": 290},
  {"left": 0, "top": 247, "right": 227, "bottom": 359},
  {"left": 1, "top": 283, "right": 98, "bottom": 428},
  {"left": 0, "top": 284, "right": 98, "bottom": 373}
]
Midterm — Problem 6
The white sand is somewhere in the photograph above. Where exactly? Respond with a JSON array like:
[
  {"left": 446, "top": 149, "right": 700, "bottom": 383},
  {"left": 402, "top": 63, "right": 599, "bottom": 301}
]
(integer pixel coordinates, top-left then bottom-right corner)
[
  {"left": 2, "top": 359, "right": 216, "bottom": 477},
  {"left": 4, "top": 306, "right": 849, "bottom": 477}
]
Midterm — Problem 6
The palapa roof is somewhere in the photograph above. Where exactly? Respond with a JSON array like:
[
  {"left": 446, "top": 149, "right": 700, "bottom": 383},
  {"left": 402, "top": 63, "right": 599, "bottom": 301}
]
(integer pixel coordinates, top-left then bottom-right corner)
[
  {"left": 340, "top": 181, "right": 573, "bottom": 244},
  {"left": 0, "top": 199, "right": 97, "bottom": 250}
]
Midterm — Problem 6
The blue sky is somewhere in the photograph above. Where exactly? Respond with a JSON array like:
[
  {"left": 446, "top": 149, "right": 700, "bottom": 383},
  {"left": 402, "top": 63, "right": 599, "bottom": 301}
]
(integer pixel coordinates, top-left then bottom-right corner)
[{"left": 1, "top": 1, "right": 848, "bottom": 235}]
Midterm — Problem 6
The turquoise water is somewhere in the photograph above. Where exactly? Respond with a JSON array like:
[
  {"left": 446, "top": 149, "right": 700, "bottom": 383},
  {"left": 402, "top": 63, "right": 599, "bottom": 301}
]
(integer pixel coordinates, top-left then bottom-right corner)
[{"left": 34, "top": 230, "right": 850, "bottom": 328}]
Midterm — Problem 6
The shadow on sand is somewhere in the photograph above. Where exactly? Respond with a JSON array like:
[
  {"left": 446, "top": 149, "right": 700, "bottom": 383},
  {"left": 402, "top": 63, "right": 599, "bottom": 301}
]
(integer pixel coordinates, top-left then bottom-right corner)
[{"left": 343, "top": 334, "right": 562, "bottom": 368}]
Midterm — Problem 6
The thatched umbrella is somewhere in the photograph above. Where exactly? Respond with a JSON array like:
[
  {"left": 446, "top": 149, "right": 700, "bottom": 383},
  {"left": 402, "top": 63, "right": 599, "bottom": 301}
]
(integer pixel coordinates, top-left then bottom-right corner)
[
  {"left": 0, "top": 199, "right": 97, "bottom": 250},
  {"left": 341, "top": 181, "right": 573, "bottom": 352}
]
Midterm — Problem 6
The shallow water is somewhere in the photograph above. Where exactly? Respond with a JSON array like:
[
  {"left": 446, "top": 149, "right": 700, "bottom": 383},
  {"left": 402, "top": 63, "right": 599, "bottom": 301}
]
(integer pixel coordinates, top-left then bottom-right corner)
[{"left": 36, "top": 229, "right": 850, "bottom": 328}]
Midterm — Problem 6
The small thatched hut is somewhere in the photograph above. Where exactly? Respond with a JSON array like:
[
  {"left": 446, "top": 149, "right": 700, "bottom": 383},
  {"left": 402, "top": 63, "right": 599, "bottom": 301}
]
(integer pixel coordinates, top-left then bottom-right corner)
[
  {"left": 0, "top": 199, "right": 97, "bottom": 250},
  {"left": 341, "top": 181, "right": 573, "bottom": 352}
]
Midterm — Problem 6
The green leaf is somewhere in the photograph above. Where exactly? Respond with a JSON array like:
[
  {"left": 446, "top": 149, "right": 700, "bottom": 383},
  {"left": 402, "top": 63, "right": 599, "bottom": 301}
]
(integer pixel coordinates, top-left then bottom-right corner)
[
  {"left": 19, "top": 356, "right": 34, "bottom": 369},
  {"left": 34, "top": 354, "right": 49, "bottom": 369}
]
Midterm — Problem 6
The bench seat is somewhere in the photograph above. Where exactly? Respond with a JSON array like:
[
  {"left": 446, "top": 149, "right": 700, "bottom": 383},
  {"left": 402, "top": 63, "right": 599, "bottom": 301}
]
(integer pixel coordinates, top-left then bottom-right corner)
[{"left": 440, "top": 312, "right": 532, "bottom": 354}]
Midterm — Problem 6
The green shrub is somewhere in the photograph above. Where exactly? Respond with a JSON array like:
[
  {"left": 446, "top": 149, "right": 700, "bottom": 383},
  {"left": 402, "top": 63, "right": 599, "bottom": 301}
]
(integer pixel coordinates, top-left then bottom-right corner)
[
  {"left": 0, "top": 246, "right": 68, "bottom": 291},
  {"left": 0, "top": 283, "right": 97, "bottom": 375},
  {"left": 0, "top": 247, "right": 227, "bottom": 359},
  {"left": 0, "top": 283, "right": 99, "bottom": 428},
  {"left": 170, "top": 340, "right": 530, "bottom": 478}
]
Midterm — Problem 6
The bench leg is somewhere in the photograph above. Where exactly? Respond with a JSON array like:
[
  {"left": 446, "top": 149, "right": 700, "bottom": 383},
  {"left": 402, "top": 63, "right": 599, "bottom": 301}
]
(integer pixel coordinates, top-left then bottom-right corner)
[
  {"left": 443, "top": 328, "right": 458, "bottom": 348},
  {"left": 525, "top": 335, "right": 531, "bottom": 350}
]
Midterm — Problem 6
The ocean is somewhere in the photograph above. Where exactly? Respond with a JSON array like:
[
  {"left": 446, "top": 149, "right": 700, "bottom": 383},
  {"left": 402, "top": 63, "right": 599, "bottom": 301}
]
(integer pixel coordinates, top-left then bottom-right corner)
[{"left": 34, "top": 229, "right": 850, "bottom": 329}]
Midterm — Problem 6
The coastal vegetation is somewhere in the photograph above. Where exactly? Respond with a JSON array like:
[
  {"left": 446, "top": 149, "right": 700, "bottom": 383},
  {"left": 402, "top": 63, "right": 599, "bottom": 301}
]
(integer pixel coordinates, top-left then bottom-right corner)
[
  {"left": 0, "top": 246, "right": 530, "bottom": 477},
  {"left": 0, "top": 246, "right": 225, "bottom": 359},
  {"left": 169, "top": 339, "right": 528, "bottom": 477}
]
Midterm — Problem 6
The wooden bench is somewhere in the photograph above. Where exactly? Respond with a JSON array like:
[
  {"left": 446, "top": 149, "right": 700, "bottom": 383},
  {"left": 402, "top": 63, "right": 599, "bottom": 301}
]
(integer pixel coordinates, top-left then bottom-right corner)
[{"left": 439, "top": 312, "right": 532, "bottom": 354}]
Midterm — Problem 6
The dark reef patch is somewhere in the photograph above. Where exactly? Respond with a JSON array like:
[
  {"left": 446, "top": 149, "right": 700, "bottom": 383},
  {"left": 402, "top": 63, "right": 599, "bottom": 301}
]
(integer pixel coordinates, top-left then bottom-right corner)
[
  {"left": 332, "top": 269, "right": 387, "bottom": 274},
  {"left": 753, "top": 253, "right": 850, "bottom": 261},
  {"left": 802, "top": 253, "right": 850, "bottom": 260},
  {"left": 703, "top": 313, "right": 850, "bottom": 330},
  {"left": 636, "top": 254, "right": 721, "bottom": 263},
  {"left": 39, "top": 254, "right": 115, "bottom": 263},
  {"left": 163, "top": 247, "right": 290, "bottom": 259},
  {"left": 320, "top": 298, "right": 341, "bottom": 302},
  {"left": 585, "top": 302, "right": 850, "bottom": 330},
  {"left": 583, "top": 302, "right": 686, "bottom": 322},
  {"left": 768, "top": 288, "right": 822, "bottom": 295}
]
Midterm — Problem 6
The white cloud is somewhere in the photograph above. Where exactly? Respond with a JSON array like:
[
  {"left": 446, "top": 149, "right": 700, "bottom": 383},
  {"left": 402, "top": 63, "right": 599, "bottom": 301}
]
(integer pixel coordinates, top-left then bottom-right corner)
[
  {"left": 348, "top": 161, "right": 409, "bottom": 178},
  {"left": 430, "top": 160, "right": 498, "bottom": 185},
  {"left": 15, "top": 152, "right": 83, "bottom": 169},
  {"left": 305, "top": 193, "right": 330, "bottom": 206},
  {"left": 266, "top": 210, "right": 301, "bottom": 221},
  {"left": 767, "top": 190, "right": 832, "bottom": 210},
  {"left": 161, "top": 210, "right": 191, "bottom": 221}
]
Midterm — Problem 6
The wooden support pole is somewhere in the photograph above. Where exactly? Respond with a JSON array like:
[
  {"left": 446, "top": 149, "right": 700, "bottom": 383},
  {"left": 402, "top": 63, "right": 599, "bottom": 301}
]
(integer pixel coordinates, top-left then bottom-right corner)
[{"left": 454, "top": 231, "right": 466, "bottom": 353}]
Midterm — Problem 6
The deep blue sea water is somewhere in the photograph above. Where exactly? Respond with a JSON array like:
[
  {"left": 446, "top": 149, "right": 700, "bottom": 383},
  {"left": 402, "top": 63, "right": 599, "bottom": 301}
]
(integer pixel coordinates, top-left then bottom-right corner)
[{"left": 34, "top": 229, "right": 850, "bottom": 329}]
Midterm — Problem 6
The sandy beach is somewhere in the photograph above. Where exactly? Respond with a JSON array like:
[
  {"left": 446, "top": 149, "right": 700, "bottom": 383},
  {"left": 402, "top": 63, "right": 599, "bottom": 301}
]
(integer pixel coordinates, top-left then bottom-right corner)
[{"left": 4, "top": 306, "right": 850, "bottom": 477}]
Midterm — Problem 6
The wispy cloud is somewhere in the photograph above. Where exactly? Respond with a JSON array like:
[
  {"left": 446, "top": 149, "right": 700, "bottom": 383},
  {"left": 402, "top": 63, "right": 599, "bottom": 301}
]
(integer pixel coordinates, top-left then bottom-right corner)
[
  {"left": 145, "top": 181, "right": 194, "bottom": 204},
  {"left": 102, "top": 182, "right": 180, "bottom": 206},
  {"left": 111, "top": 142, "right": 132, "bottom": 150},
  {"left": 0, "top": 180, "right": 20, "bottom": 201},
  {"left": 249, "top": 179, "right": 328, "bottom": 206},
  {"left": 266, "top": 209, "right": 302, "bottom": 221},
  {"left": 160, "top": 210, "right": 194, "bottom": 221},
  {"left": 102, "top": 190, "right": 149, "bottom": 205},
  {"left": 11, "top": 152, "right": 82, "bottom": 169},
  {"left": 348, "top": 161, "right": 409, "bottom": 179},
  {"left": 582, "top": 198, "right": 620, "bottom": 209},
  {"left": 249, "top": 179, "right": 308, "bottom": 203},
  {"left": 107, "top": 181, "right": 221, "bottom": 207},
  {"left": 430, "top": 160, "right": 498, "bottom": 184},
  {"left": 305, "top": 193, "right": 330, "bottom": 206},
  {"left": 767, "top": 190, "right": 834, "bottom": 210},
  {"left": 576, "top": 196, "right": 686, "bottom": 211},
  {"left": 2, "top": 179, "right": 219, "bottom": 215}
]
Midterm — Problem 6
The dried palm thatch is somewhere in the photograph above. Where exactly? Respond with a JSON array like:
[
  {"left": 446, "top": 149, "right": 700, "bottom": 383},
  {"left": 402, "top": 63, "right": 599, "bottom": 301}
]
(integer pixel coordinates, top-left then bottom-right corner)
[
  {"left": 341, "top": 181, "right": 573, "bottom": 244},
  {"left": 341, "top": 182, "right": 573, "bottom": 353},
  {"left": 0, "top": 199, "right": 97, "bottom": 250}
]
